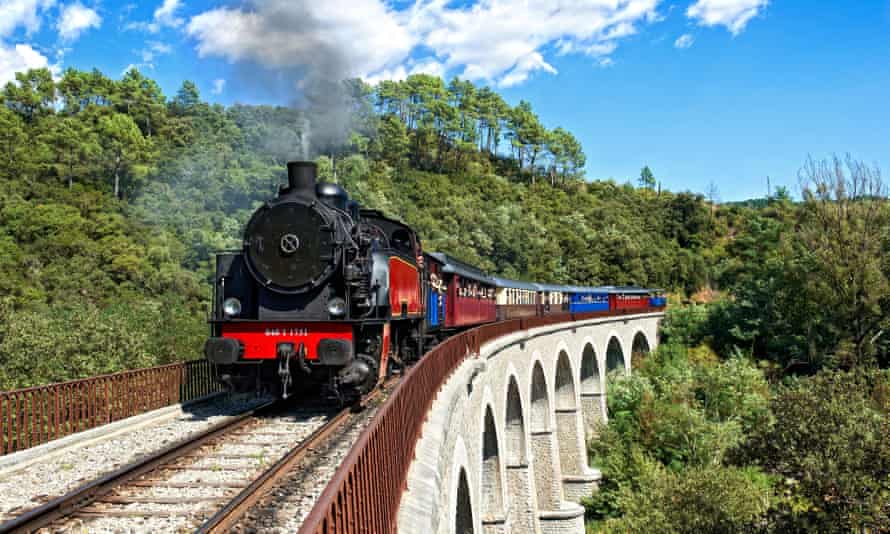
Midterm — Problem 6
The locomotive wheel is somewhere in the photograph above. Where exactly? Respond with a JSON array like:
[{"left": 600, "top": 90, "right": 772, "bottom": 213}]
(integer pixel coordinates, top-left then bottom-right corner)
[{"left": 357, "top": 354, "right": 379, "bottom": 394}]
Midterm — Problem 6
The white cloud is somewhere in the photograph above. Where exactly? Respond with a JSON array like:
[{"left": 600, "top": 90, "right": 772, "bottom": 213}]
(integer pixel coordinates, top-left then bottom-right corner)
[
  {"left": 57, "top": 2, "right": 101, "bottom": 42},
  {"left": 687, "top": 0, "right": 768, "bottom": 35},
  {"left": 408, "top": 0, "right": 659, "bottom": 85},
  {"left": 674, "top": 33, "right": 694, "bottom": 48},
  {"left": 498, "top": 51, "right": 557, "bottom": 88},
  {"left": 149, "top": 41, "right": 171, "bottom": 54},
  {"left": 365, "top": 58, "right": 448, "bottom": 85},
  {"left": 127, "top": 0, "right": 184, "bottom": 33},
  {"left": 584, "top": 42, "right": 618, "bottom": 57},
  {"left": 140, "top": 40, "right": 171, "bottom": 62},
  {"left": 187, "top": 0, "right": 662, "bottom": 88},
  {"left": 0, "top": 0, "right": 56, "bottom": 38},
  {"left": 0, "top": 42, "right": 56, "bottom": 85},
  {"left": 211, "top": 78, "right": 225, "bottom": 94},
  {"left": 153, "top": 0, "right": 183, "bottom": 29}
]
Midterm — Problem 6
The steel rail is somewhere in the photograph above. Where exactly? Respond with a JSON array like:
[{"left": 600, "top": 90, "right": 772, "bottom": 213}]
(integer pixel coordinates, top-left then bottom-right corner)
[
  {"left": 196, "top": 381, "right": 393, "bottom": 534},
  {"left": 0, "top": 400, "right": 277, "bottom": 534}
]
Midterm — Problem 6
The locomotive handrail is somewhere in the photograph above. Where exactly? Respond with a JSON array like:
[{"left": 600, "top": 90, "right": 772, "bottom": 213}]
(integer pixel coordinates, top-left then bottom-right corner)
[{"left": 298, "top": 307, "right": 664, "bottom": 533}]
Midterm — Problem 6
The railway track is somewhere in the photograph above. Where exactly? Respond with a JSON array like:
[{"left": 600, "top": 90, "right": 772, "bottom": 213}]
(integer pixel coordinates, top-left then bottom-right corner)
[{"left": 0, "top": 384, "right": 391, "bottom": 534}]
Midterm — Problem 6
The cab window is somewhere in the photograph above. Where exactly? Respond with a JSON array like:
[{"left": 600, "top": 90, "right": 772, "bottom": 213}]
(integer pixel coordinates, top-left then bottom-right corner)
[{"left": 391, "top": 229, "right": 414, "bottom": 255}]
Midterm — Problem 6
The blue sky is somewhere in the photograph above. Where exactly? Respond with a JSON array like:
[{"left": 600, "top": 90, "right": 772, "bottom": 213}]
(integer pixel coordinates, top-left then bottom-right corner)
[{"left": 1, "top": 0, "right": 888, "bottom": 200}]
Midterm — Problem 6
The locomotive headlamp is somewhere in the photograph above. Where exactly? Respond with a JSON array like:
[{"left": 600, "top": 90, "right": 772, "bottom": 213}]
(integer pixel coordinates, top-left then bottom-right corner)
[
  {"left": 223, "top": 297, "right": 242, "bottom": 317},
  {"left": 327, "top": 297, "right": 346, "bottom": 317}
]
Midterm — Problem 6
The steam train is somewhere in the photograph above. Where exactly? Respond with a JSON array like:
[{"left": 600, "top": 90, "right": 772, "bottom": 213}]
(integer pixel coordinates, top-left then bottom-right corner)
[{"left": 204, "top": 161, "right": 665, "bottom": 402}]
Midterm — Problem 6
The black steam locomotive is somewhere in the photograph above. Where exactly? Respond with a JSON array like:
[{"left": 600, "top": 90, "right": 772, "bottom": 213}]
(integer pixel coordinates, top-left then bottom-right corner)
[{"left": 204, "top": 162, "right": 426, "bottom": 402}]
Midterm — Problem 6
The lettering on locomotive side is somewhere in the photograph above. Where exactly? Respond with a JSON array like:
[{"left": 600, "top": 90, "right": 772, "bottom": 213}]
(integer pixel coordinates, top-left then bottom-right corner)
[{"left": 264, "top": 327, "right": 310, "bottom": 337}]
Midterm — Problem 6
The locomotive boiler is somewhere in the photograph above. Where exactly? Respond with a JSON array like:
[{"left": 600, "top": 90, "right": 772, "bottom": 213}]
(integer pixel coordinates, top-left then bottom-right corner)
[{"left": 204, "top": 161, "right": 425, "bottom": 402}]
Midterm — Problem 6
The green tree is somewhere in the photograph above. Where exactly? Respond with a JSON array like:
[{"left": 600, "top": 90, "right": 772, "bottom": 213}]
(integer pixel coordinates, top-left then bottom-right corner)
[
  {"left": 0, "top": 107, "right": 26, "bottom": 178},
  {"left": 171, "top": 80, "right": 201, "bottom": 115},
  {"left": 39, "top": 116, "right": 101, "bottom": 188},
  {"left": 507, "top": 100, "right": 548, "bottom": 179},
  {"left": 639, "top": 165, "right": 656, "bottom": 189},
  {"left": 547, "top": 127, "right": 586, "bottom": 185},
  {"left": 114, "top": 68, "right": 167, "bottom": 137},
  {"left": 3, "top": 68, "right": 55, "bottom": 122},
  {"left": 57, "top": 68, "right": 115, "bottom": 113},
  {"left": 796, "top": 155, "right": 889, "bottom": 366},
  {"left": 97, "top": 113, "right": 149, "bottom": 198}
]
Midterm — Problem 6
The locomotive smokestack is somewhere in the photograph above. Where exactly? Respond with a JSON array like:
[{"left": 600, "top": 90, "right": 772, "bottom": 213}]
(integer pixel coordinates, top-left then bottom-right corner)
[{"left": 286, "top": 161, "right": 317, "bottom": 197}]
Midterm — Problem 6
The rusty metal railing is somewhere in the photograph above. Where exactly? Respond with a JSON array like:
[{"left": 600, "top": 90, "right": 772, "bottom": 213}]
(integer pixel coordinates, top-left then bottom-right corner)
[
  {"left": 0, "top": 360, "right": 220, "bottom": 456},
  {"left": 299, "top": 307, "right": 663, "bottom": 533}
]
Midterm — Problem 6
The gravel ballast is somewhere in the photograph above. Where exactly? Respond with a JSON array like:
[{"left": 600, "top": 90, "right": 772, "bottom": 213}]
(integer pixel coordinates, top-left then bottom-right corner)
[{"left": 0, "top": 394, "right": 270, "bottom": 521}]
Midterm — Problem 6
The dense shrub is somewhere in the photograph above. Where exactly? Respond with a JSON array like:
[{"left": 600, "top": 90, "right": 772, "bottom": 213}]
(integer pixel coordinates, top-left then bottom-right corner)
[
  {"left": 585, "top": 343, "right": 772, "bottom": 527},
  {"left": 738, "top": 369, "right": 890, "bottom": 532},
  {"left": 595, "top": 457, "right": 771, "bottom": 534},
  {"left": 0, "top": 297, "right": 205, "bottom": 390}
]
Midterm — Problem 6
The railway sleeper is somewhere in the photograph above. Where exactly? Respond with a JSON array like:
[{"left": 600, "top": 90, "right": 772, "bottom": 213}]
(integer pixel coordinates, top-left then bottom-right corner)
[
  {"left": 128, "top": 480, "right": 251, "bottom": 488},
  {"left": 98, "top": 496, "right": 229, "bottom": 505}
]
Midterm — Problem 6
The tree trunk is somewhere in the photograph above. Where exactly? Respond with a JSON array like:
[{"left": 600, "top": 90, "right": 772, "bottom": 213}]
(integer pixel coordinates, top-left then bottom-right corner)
[{"left": 113, "top": 154, "right": 121, "bottom": 198}]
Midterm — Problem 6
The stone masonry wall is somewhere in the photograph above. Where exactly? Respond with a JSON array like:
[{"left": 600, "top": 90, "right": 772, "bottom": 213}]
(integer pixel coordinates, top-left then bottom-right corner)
[{"left": 398, "top": 313, "right": 662, "bottom": 534}]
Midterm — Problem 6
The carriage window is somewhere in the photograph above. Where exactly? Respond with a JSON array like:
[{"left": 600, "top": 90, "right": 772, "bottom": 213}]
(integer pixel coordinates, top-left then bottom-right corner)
[{"left": 391, "top": 229, "right": 413, "bottom": 254}]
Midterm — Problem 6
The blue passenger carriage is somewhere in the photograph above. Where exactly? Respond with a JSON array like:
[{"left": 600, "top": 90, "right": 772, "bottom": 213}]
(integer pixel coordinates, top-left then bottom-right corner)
[{"left": 568, "top": 286, "right": 611, "bottom": 313}]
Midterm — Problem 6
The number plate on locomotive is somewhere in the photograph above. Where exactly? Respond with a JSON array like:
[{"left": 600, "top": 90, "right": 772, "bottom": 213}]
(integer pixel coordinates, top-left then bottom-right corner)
[{"left": 264, "top": 328, "right": 309, "bottom": 337}]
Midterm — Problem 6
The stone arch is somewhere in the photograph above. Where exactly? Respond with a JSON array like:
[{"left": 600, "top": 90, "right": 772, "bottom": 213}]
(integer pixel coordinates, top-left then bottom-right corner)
[
  {"left": 481, "top": 405, "right": 504, "bottom": 521},
  {"left": 580, "top": 343, "right": 602, "bottom": 396},
  {"left": 580, "top": 342, "right": 604, "bottom": 438},
  {"left": 529, "top": 359, "right": 560, "bottom": 511},
  {"left": 530, "top": 361, "right": 550, "bottom": 432},
  {"left": 503, "top": 375, "right": 537, "bottom": 533},
  {"left": 631, "top": 330, "right": 651, "bottom": 368},
  {"left": 504, "top": 375, "right": 526, "bottom": 465},
  {"left": 455, "top": 468, "right": 474, "bottom": 534},
  {"left": 554, "top": 350, "right": 588, "bottom": 501},
  {"left": 605, "top": 336, "right": 626, "bottom": 375},
  {"left": 554, "top": 350, "right": 577, "bottom": 410}
]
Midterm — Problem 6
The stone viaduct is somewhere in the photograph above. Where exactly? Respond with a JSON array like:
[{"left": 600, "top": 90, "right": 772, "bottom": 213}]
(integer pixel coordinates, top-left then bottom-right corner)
[{"left": 397, "top": 312, "right": 663, "bottom": 534}]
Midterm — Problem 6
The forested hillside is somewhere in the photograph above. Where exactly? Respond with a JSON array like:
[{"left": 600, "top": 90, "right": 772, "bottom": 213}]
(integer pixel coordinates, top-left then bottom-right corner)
[{"left": 0, "top": 67, "right": 723, "bottom": 388}]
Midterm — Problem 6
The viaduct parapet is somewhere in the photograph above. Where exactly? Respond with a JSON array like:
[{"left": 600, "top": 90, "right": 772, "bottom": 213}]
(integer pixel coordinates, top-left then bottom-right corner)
[{"left": 398, "top": 313, "right": 662, "bottom": 534}]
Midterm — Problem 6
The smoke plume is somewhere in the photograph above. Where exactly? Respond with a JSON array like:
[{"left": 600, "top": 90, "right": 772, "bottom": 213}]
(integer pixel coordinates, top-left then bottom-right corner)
[{"left": 188, "top": 0, "right": 412, "bottom": 159}]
